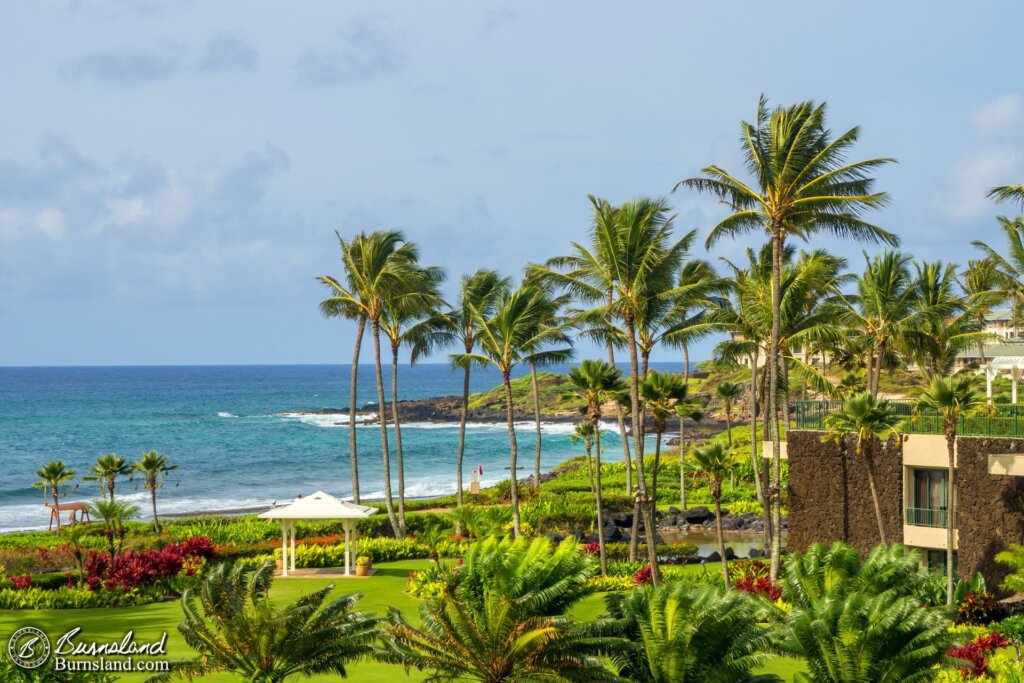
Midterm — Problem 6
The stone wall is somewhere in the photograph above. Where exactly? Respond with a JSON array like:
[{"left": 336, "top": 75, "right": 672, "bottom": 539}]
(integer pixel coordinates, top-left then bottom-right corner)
[{"left": 787, "top": 430, "right": 904, "bottom": 557}]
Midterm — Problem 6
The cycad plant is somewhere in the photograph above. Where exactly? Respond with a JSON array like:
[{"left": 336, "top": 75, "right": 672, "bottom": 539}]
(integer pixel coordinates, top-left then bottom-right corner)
[
  {"left": 690, "top": 442, "right": 734, "bottom": 587},
  {"left": 776, "top": 542, "right": 957, "bottom": 683},
  {"left": 159, "top": 561, "right": 379, "bottom": 682},
  {"left": 915, "top": 375, "right": 991, "bottom": 604},
  {"left": 822, "top": 392, "right": 903, "bottom": 545},
  {"left": 34, "top": 460, "right": 77, "bottom": 531},
  {"left": 84, "top": 453, "right": 132, "bottom": 501},
  {"left": 131, "top": 450, "right": 178, "bottom": 532},
  {"left": 679, "top": 97, "right": 896, "bottom": 579},
  {"left": 604, "top": 584, "right": 779, "bottom": 683}
]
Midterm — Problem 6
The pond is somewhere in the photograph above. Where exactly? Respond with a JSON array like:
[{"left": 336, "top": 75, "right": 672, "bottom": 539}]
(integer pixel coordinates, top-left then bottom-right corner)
[{"left": 658, "top": 528, "right": 769, "bottom": 559}]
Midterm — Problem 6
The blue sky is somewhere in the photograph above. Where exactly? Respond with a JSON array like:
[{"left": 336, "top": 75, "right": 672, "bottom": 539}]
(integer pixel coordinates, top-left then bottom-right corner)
[{"left": 0, "top": 1, "right": 1021, "bottom": 366}]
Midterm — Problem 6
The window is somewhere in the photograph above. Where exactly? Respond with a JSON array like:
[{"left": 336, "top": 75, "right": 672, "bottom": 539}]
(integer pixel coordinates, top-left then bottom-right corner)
[
  {"left": 907, "top": 468, "right": 955, "bottom": 528},
  {"left": 925, "top": 549, "right": 957, "bottom": 575}
]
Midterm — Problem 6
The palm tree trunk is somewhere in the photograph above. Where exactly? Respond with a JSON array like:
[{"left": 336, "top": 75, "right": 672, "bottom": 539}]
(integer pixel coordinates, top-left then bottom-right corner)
[
  {"left": 945, "top": 426, "right": 957, "bottom": 606},
  {"left": 649, "top": 429, "right": 663, "bottom": 584},
  {"left": 606, "top": 289, "right": 633, "bottom": 498},
  {"left": 455, "top": 362, "right": 470, "bottom": 535},
  {"left": 585, "top": 440, "right": 595, "bottom": 494},
  {"left": 349, "top": 316, "right": 366, "bottom": 503},
  {"left": 714, "top": 489, "right": 729, "bottom": 588},
  {"left": 391, "top": 344, "right": 406, "bottom": 536},
  {"left": 371, "top": 320, "right": 401, "bottom": 537},
  {"left": 503, "top": 371, "right": 522, "bottom": 537},
  {"left": 749, "top": 352, "right": 771, "bottom": 557},
  {"left": 679, "top": 419, "right": 687, "bottom": 511},
  {"left": 530, "top": 361, "right": 542, "bottom": 491},
  {"left": 726, "top": 407, "right": 735, "bottom": 490},
  {"left": 683, "top": 343, "right": 690, "bottom": 386},
  {"left": 594, "top": 422, "right": 607, "bottom": 576},
  {"left": 52, "top": 489, "right": 61, "bottom": 531},
  {"left": 862, "top": 438, "right": 887, "bottom": 545},
  {"left": 624, "top": 313, "right": 659, "bottom": 584},
  {"left": 150, "top": 487, "right": 160, "bottom": 533},
  {"left": 768, "top": 231, "right": 784, "bottom": 581}
]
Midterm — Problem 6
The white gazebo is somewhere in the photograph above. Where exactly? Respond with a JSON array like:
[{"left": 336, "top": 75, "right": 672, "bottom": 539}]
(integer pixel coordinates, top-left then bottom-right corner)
[
  {"left": 259, "top": 491, "right": 376, "bottom": 577},
  {"left": 982, "top": 342, "right": 1024, "bottom": 402}
]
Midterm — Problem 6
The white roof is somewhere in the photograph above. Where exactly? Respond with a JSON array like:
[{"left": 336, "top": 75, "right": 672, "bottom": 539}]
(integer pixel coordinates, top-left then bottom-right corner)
[{"left": 258, "top": 490, "right": 378, "bottom": 520}]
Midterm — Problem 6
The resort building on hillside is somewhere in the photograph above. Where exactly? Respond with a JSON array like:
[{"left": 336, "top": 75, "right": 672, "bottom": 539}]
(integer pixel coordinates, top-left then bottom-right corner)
[{"left": 785, "top": 400, "right": 1024, "bottom": 589}]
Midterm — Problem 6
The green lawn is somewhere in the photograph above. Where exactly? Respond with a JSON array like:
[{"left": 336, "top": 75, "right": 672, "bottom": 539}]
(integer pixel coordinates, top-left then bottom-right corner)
[{"left": 0, "top": 559, "right": 806, "bottom": 681}]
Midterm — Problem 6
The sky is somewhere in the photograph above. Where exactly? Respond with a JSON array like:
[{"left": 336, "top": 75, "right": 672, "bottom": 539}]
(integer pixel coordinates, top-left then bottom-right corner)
[{"left": 0, "top": 0, "right": 1022, "bottom": 366}]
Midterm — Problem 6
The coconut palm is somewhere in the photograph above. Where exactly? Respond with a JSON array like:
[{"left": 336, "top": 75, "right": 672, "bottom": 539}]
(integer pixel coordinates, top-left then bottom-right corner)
[
  {"left": 960, "top": 258, "right": 1004, "bottom": 362},
  {"left": 84, "top": 453, "right": 131, "bottom": 501},
  {"left": 822, "top": 392, "right": 903, "bottom": 545},
  {"left": 452, "top": 285, "right": 573, "bottom": 537},
  {"left": 972, "top": 216, "right": 1024, "bottom": 338},
  {"left": 408, "top": 269, "right": 512, "bottom": 532},
  {"left": 88, "top": 498, "right": 139, "bottom": 563},
  {"left": 678, "top": 97, "right": 896, "bottom": 579},
  {"left": 318, "top": 230, "right": 434, "bottom": 537},
  {"left": 526, "top": 289, "right": 572, "bottom": 492},
  {"left": 777, "top": 542, "right": 957, "bottom": 682},
  {"left": 318, "top": 232, "right": 370, "bottom": 504},
  {"left": 565, "top": 360, "right": 624, "bottom": 575},
  {"left": 378, "top": 537, "right": 617, "bottom": 683},
  {"left": 667, "top": 259, "right": 728, "bottom": 387},
  {"left": 990, "top": 184, "right": 1024, "bottom": 206},
  {"left": 159, "top": 561, "right": 379, "bottom": 682},
  {"left": 915, "top": 375, "right": 991, "bottom": 605},
  {"left": 33, "top": 460, "right": 77, "bottom": 531},
  {"left": 690, "top": 442, "right": 735, "bottom": 587},
  {"left": 131, "top": 450, "right": 178, "bottom": 533},
  {"left": 715, "top": 382, "right": 742, "bottom": 448},
  {"left": 675, "top": 400, "right": 705, "bottom": 512},
  {"left": 381, "top": 266, "right": 446, "bottom": 535},
  {"left": 604, "top": 584, "right": 779, "bottom": 682},
  {"left": 568, "top": 420, "right": 597, "bottom": 493}
]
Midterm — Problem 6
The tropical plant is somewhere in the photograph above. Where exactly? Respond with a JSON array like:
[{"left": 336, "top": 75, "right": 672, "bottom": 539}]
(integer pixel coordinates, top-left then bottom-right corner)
[
  {"left": 915, "top": 375, "right": 992, "bottom": 604},
  {"left": 568, "top": 420, "right": 597, "bottom": 493},
  {"left": 679, "top": 97, "right": 896, "bottom": 579},
  {"left": 409, "top": 269, "right": 511, "bottom": 532},
  {"left": 33, "top": 460, "right": 77, "bottom": 531},
  {"left": 675, "top": 399, "right": 705, "bottom": 512},
  {"left": 689, "top": 442, "right": 734, "bottom": 587},
  {"left": 84, "top": 453, "right": 132, "bottom": 501},
  {"left": 973, "top": 216, "right": 1024, "bottom": 338},
  {"left": 87, "top": 498, "right": 139, "bottom": 564},
  {"left": 565, "top": 359, "right": 624, "bottom": 575},
  {"left": 131, "top": 450, "right": 178, "bottom": 533},
  {"left": 822, "top": 392, "right": 904, "bottom": 544},
  {"left": 452, "top": 284, "right": 572, "bottom": 537},
  {"left": 604, "top": 584, "right": 779, "bottom": 682},
  {"left": 525, "top": 287, "right": 572, "bottom": 491},
  {"left": 777, "top": 542, "right": 957, "bottom": 683},
  {"left": 715, "top": 382, "right": 742, "bottom": 449},
  {"left": 989, "top": 184, "right": 1024, "bottom": 206},
  {"left": 960, "top": 258, "right": 1005, "bottom": 362},
  {"left": 157, "top": 561, "right": 379, "bottom": 682}
]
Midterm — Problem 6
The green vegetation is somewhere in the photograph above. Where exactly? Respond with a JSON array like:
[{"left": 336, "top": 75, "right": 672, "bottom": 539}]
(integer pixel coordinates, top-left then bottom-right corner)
[{"left": 467, "top": 371, "right": 577, "bottom": 415}]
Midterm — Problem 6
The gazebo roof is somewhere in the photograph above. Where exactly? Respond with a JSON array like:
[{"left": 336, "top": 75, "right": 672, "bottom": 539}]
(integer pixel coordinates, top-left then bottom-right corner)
[{"left": 258, "top": 491, "right": 377, "bottom": 520}]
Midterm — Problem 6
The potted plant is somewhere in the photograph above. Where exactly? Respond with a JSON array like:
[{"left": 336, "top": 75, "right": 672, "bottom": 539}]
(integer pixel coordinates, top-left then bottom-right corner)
[{"left": 355, "top": 555, "right": 372, "bottom": 577}]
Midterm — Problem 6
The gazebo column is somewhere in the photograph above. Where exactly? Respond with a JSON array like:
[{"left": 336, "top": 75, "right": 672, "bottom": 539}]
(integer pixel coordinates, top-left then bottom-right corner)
[
  {"left": 987, "top": 365, "right": 997, "bottom": 401},
  {"left": 1014, "top": 366, "right": 1021, "bottom": 405},
  {"left": 290, "top": 521, "right": 297, "bottom": 572},
  {"left": 281, "top": 521, "right": 288, "bottom": 577}
]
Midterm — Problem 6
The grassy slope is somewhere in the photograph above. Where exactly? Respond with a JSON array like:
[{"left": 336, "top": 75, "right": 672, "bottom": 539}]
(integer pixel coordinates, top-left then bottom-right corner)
[
  {"left": 0, "top": 559, "right": 804, "bottom": 681},
  {"left": 467, "top": 371, "right": 579, "bottom": 416}
]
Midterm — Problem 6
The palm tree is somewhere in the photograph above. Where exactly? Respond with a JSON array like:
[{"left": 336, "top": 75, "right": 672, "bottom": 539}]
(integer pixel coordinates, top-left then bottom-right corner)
[
  {"left": 989, "top": 184, "right": 1024, "bottom": 206},
  {"left": 690, "top": 442, "right": 735, "bottom": 587},
  {"left": 822, "top": 392, "right": 903, "bottom": 545},
  {"left": 715, "top": 382, "right": 742, "bottom": 448},
  {"left": 776, "top": 542, "right": 957, "bottom": 682},
  {"left": 378, "top": 537, "right": 616, "bottom": 683},
  {"left": 381, "top": 266, "right": 445, "bottom": 535},
  {"left": 33, "top": 460, "right": 76, "bottom": 531},
  {"left": 317, "top": 230, "right": 433, "bottom": 537},
  {"left": 84, "top": 453, "right": 131, "bottom": 500},
  {"left": 526, "top": 289, "right": 572, "bottom": 492},
  {"left": 565, "top": 360, "right": 624, "bottom": 575},
  {"left": 915, "top": 375, "right": 991, "bottom": 605},
  {"left": 162, "top": 561, "right": 379, "bottom": 682},
  {"left": 318, "top": 231, "right": 369, "bottom": 504},
  {"left": 972, "top": 216, "right": 1024, "bottom": 338},
  {"left": 88, "top": 498, "right": 139, "bottom": 563},
  {"left": 131, "top": 450, "right": 178, "bottom": 532},
  {"left": 453, "top": 285, "right": 573, "bottom": 537},
  {"left": 604, "top": 584, "right": 778, "bottom": 682},
  {"left": 679, "top": 97, "right": 896, "bottom": 579},
  {"left": 568, "top": 420, "right": 597, "bottom": 493},
  {"left": 675, "top": 399, "right": 705, "bottom": 512},
  {"left": 409, "top": 269, "right": 511, "bottom": 532}
]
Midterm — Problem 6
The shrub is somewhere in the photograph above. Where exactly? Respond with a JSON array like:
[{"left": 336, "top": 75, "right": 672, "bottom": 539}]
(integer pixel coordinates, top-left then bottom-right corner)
[
  {"left": 956, "top": 591, "right": 1001, "bottom": 626},
  {"left": 0, "top": 585, "right": 161, "bottom": 609},
  {"left": 586, "top": 575, "right": 634, "bottom": 592},
  {"left": 8, "top": 575, "right": 32, "bottom": 589},
  {"left": 948, "top": 631, "right": 1009, "bottom": 678},
  {"left": 407, "top": 563, "right": 454, "bottom": 599},
  {"left": 283, "top": 537, "right": 437, "bottom": 568},
  {"left": 633, "top": 565, "right": 653, "bottom": 586},
  {"left": 86, "top": 536, "right": 214, "bottom": 592}
]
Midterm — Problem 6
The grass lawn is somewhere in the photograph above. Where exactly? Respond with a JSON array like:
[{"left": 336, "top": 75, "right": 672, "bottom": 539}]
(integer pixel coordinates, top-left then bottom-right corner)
[{"left": 0, "top": 559, "right": 806, "bottom": 681}]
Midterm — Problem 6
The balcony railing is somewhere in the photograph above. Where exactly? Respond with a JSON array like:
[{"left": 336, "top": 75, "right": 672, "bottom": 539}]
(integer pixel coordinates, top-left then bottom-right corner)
[
  {"left": 795, "top": 399, "right": 1024, "bottom": 438},
  {"left": 905, "top": 507, "right": 957, "bottom": 528}
]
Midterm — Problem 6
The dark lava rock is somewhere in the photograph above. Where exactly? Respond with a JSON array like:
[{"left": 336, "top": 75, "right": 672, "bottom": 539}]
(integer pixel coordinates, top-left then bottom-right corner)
[
  {"left": 680, "top": 506, "right": 713, "bottom": 524},
  {"left": 748, "top": 548, "right": 764, "bottom": 558}
]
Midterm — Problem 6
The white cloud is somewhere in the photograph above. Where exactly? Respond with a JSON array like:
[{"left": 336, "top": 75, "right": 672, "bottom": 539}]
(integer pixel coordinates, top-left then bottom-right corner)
[
  {"left": 972, "top": 94, "right": 1024, "bottom": 137},
  {"left": 35, "top": 208, "right": 65, "bottom": 238}
]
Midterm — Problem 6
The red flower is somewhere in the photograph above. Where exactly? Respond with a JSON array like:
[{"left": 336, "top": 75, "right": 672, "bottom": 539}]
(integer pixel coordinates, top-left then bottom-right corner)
[
  {"left": 9, "top": 575, "right": 33, "bottom": 590},
  {"left": 582, "top": 542, "right": 600, "bottom": 556},
  {"left": 734, "top": 576, "right": 782, "bottom": 601},
  {"left": 632, "top": 565, "right": 653, "bottom": 586},
  {"left": 948, "top": 632, "right": 1010, "bottom": 678}
]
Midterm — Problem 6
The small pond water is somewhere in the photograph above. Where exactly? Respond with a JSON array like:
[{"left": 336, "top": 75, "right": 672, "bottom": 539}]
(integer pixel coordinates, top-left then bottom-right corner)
[{"left": 658, "top": 529, "right": 767, "bottom": 558}]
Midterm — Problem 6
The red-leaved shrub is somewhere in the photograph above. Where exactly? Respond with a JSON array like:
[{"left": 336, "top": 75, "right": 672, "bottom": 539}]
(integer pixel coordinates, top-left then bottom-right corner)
[
  {"left": 734, "top": 576, "right": 782, "bottom": 601},
  {"left": 948, "top": 631, "right": 1009, "bottom": 678},
  {"left": 85, "top": 536, "right": 214, "bottom": 592},
  {"left": 633, "top": 565, "right": 653, "bottom": 586},
  {"left": 8, "top": 575, "right": 33, "bottom": 590},
  {"left": 582, "top": 542, "right": 600, "bottom": 556}
]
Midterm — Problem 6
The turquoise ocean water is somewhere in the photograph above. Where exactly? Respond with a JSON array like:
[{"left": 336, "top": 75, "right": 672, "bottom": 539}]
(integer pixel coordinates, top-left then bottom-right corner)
[{"left": 0, "top": 363, "right": 681, "bottom": 532}]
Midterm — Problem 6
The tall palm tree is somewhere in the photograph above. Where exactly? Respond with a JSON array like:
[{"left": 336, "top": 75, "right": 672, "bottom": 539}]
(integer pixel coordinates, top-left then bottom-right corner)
[
  {"left": 162, "top": 561, "right": 379, "bottom": 682},
  {"left": 605, "top": 584, "right": 778, "bottom": 682},
  {"left": 915, "top": 375, "right": 991, "bottom": 605},
  {"left": 381, "top": 266, "right": 445, "bottom": 535},
  {"left": 453, "top": 285, "right": 573, "bottom": 537},
  {"left": 690, "top": 442, "right": 735, "bottom": 587},
  {"left": 715, "top": 382, "right": 742, "bottom": 448},
  {"left": 526, "top": 289, "right": 572, "bottom": 492},
  {"left": 565, "top": 360, "right": 624, "bottom": 575},
  {"left": 317, "top": 230, "right": 431, "bottom": 537},
  {"left": 989, "top": 184, "right": 1024, "bottom": 206},
  {"left": 33, "top": 460, "right": 76, "bottom": 531},
  {"left": 960, "top": 258, "right": 1003, "bottom": 362},
  {"left": 972, "top": 216, "right": 1024, "bottom": 338},
  {"left": 409, "top": 269, "right": 511, "bottom": 531},
  {"left": 675, "top": 399, "right": 704, "bottom": 512},
  {"left": 88, "top": 498, "right": 139, "bottom": 563},
  {"left": 131, "top": 450, "right": 178, "bottom": 533},
  {"left": 568, "top": 420, "right": 597, "bottom": 494},
  {"left": 822, "top": 392, "right": 903, "bottom": 545},
  {"left": 84, "top": 453, "right": 131, "bottom": 501},
  {"left": 318, "top": 232, "right": 370, "bottom": 505},
  {"left": 679, "top": 97, "right": 896, "bottom": 579}
]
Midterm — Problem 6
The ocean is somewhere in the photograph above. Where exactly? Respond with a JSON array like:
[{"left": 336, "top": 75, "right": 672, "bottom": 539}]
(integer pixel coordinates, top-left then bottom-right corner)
[{"left": 0, "top": 363, "right": 682, "bottom": 532}]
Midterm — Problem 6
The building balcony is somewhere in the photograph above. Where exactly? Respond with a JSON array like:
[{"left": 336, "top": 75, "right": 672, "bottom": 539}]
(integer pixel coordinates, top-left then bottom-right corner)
[
  {"left": 905, "top": 506, "right": 956, "bottom": 529},
  {"left": 795, "top": 399, "right": 1024, "bottom": 439}
]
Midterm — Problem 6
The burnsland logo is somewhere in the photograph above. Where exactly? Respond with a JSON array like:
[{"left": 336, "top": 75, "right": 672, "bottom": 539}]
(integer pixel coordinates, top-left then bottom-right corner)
[{"left": 7, "top": 627, "right": 169, "bottom": 673}]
